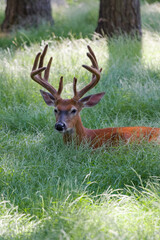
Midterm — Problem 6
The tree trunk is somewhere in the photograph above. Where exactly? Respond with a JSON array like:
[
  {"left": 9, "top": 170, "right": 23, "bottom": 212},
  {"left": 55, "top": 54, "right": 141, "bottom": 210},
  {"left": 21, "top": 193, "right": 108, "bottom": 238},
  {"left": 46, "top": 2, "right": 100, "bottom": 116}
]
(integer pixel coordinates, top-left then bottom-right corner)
[
  {"left": 1, "top": 0, "right": 54, "bottom": 32},
  {"left": 96, "top": 0, "right": 142, "bottom": 37}
]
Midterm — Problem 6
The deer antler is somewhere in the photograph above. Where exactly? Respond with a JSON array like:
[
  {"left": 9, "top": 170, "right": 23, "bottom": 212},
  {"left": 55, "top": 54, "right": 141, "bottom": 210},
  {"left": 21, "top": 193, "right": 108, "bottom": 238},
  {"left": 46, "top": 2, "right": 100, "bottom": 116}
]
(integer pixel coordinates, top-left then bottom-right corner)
[
  {"left": 30, "top": 44, "right": 63, "bottom": 99},
  {"left": 73, "top": 45, "right": 102, "bottom": 100}
]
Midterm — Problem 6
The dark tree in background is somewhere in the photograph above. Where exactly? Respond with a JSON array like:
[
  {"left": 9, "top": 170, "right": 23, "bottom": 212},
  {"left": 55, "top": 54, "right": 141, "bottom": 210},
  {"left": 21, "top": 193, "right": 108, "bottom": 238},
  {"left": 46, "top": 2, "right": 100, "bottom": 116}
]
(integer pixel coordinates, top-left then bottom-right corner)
[
  {"left": 1, "top": 0, "right": 54, "bottom": 32},
  {"left": 96, "top": 0, "right": 141, "bottom": 37}
]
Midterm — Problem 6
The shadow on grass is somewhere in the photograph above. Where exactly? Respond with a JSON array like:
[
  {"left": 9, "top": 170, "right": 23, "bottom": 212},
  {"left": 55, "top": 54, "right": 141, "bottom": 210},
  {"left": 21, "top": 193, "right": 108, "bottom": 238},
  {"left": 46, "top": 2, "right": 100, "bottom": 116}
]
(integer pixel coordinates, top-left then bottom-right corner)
[
  {"left": 142, "top": 11, "right": 160, "bottom": 33},
  {"left": 141, "top": 2, "right": 160, "bottom": 33}
]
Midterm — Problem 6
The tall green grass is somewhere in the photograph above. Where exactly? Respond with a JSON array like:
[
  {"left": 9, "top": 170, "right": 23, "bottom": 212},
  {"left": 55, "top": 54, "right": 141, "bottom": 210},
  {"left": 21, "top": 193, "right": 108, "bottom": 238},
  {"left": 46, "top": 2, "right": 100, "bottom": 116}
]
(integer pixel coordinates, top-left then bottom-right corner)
[{"left": 0, "top": 1, "right": 160, "bottom": 239}]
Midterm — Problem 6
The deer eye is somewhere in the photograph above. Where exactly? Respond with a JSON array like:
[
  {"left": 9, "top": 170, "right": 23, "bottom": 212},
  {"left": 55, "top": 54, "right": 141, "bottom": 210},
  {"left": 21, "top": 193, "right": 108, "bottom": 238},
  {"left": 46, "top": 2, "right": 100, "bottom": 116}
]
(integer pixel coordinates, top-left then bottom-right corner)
[
  {"left": 54, "top": 108, "right": 58, "bottom": 114},
  {"left": 71, "top": 108, "right": 77, "bottom": 114}
]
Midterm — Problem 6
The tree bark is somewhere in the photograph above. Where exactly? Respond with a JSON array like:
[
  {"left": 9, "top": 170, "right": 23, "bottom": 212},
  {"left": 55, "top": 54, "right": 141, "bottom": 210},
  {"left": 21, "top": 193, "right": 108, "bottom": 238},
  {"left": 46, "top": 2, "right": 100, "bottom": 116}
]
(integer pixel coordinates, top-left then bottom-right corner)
[
  {"left": 1, "top": 0, "right": 54, "bottom": 32},
  {"left": 96, "top": 0, "right": 142, "bottom": 37}
]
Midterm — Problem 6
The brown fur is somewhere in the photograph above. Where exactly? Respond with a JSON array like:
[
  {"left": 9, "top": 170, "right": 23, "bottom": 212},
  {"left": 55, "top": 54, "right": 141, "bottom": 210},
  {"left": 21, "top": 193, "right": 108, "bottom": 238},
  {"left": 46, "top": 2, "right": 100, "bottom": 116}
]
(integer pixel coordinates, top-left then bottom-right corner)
[{"left": 55, "top": 99, "right": 160, "bottom": 148}]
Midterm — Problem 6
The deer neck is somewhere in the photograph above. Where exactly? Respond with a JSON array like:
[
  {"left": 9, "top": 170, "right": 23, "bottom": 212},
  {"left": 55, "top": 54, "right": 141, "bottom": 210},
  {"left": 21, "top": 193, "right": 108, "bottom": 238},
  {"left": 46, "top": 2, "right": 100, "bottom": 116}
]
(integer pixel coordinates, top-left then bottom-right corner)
[{"left": 63, "top": 115, "right": 87, "bottom": 144}]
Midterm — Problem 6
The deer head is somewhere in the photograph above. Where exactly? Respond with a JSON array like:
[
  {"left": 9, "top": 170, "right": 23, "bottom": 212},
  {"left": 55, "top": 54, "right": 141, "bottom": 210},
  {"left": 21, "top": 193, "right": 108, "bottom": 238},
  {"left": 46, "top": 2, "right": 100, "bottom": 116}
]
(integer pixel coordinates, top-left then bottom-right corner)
[{"left": 30, "top": 45, "right": 105, "bottom": 133}]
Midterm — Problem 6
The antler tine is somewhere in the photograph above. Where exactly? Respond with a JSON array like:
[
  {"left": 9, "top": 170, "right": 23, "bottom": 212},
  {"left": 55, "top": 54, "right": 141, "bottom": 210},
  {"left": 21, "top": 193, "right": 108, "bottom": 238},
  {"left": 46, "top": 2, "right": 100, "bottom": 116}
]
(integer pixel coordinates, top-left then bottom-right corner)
[
  {"left": 73, "top": 45, "right": 101, "bottom": 100},
  {"left": 73, "top": 77, "right": 78, "bottom": 98},
  {"left": 57, "top": 76, "right": 63, "bottom": 95},
  {"left": 31, "top": 45, "right": 62, "bottom": 99},
  {"left": 32, "top": 52, "right": 41, "bottom": 71},
  {"left": 38, "top": 44, "right": 48, "bottom": 77},
  {"left": 44, "top": 57, "right": 52, "bottom": 81},
  {"left": 87, "top": 45, "right": 98, "bottom": 68},
  {"left": 30, "top": 51, "right": 47, "bottom": 81}
]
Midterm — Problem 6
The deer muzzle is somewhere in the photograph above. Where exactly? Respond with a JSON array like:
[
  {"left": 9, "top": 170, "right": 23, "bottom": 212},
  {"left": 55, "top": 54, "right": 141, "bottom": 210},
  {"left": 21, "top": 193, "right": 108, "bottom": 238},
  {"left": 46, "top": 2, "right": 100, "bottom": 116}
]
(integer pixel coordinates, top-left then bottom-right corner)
[{"left": 55, "top": 122, "right": 67, "bottom": 132}]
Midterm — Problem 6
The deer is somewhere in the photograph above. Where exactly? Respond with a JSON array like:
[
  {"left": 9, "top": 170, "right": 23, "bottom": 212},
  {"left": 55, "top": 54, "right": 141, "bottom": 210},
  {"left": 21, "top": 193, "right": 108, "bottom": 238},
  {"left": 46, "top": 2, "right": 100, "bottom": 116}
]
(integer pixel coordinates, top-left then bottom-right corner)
[{"left": 30, "top": 45, "right": 160, "bottom": 148}]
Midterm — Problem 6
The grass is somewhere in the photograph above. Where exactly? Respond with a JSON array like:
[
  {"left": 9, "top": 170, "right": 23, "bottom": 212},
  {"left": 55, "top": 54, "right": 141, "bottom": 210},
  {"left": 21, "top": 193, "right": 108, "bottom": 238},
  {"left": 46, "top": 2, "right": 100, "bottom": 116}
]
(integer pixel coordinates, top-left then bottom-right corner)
[
  {"left": 0, "top": 0, "right": 99, "bottom": 48},
  {"left": 0, "top": 0, "right": 160, "bottom": 239}
]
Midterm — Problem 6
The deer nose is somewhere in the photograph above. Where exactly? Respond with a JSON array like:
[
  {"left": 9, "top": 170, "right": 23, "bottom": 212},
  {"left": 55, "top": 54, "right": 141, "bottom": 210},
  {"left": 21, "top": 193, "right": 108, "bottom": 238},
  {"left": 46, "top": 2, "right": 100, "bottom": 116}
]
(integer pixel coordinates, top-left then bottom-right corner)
[{"left": 55, "top": 122, "right": 66, "bottom": 132}]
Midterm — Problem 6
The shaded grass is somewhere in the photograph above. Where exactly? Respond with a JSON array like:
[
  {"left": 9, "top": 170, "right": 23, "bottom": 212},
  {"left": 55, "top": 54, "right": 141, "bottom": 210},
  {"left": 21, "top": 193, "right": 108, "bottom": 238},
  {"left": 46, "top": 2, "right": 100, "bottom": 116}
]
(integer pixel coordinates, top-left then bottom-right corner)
[
  {"left": 0, "top": 0, "right": 99, "bottom": 49},
  {"left": 142, "top": 1, "right": 160, "bottom": 33}
]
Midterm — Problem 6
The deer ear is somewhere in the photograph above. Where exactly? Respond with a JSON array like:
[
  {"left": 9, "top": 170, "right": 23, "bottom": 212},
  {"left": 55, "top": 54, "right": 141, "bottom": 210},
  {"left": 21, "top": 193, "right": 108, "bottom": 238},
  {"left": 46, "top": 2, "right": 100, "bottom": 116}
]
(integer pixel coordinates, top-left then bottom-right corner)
[
  {"left": 40, "top": 90, "right": 56, "bottom": 106},
  {"left": 79, "top": 92, "right": 105, "bottom": 108}
]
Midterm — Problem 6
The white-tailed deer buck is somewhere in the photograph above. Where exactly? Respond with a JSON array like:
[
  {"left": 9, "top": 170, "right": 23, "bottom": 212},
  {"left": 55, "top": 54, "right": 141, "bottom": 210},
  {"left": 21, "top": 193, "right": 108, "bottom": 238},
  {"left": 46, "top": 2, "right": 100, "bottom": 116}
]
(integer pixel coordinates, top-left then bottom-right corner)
[{"left": 30, "top": 45, "right": 160, "bottom": 148}]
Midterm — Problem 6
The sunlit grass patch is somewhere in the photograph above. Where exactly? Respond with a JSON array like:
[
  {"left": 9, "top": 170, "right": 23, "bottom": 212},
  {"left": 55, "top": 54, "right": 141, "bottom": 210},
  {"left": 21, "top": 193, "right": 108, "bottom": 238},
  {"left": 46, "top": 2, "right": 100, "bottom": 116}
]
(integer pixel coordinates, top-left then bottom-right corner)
[
  {"left": 0, "top": 182, "right": 159, "bottom": 239},
  {"left": 64, "top": 182, "right": 160, "bottom": 240},
  {"left": 0, "top": 201, "right": 41, "bottom": 239},
  {"left": 10, "top": 181, "right": 159, "bottom": 240}
]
